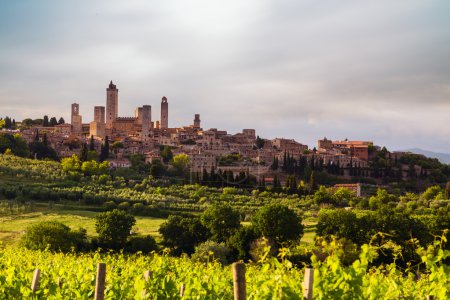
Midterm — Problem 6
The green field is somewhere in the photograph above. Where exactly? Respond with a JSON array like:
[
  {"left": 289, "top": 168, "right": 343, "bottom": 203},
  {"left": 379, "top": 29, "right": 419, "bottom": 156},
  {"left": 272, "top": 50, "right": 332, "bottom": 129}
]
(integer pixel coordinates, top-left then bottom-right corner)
[
  {"left": 0, "top": 206, "right": 316, "bottom": 246},
  {"left": 0, "top": 208, "right": 166, "bottom": 246}
]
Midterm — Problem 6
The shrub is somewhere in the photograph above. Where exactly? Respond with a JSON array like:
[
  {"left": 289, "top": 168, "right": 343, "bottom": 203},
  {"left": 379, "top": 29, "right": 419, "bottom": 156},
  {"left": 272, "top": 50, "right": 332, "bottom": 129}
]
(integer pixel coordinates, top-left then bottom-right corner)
[
  {"left": 103, "top": 201, "right": 117, "bottom": 210},
  {"left": 118, "top": 201, "right": 131, "bottom": 211},
  {"left": 192, "top": 241, "right": 232, "bottom": 265},
  {"left": 125, "top": 235, "right": 158, "bottom": 253},
  {"left": 20, "top": 221, "right": 87, "bottom": 252}
]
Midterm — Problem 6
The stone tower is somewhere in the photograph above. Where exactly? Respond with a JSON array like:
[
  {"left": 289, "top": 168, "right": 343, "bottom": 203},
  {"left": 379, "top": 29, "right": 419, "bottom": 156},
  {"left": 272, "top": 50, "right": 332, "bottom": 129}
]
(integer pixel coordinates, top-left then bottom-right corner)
[
  {"left": 160, "top": 96, "right": 168, "bottom": 129},
  {"left": 71, "top": 103, "right": 82, "bottom": 134},
  {"left": 90, "top": 106, "right": 106, "bottom": 138},
  {"left": 106, "top": 81, "right": 118, "bottom": 129},
  {"left": 193, "top": 114, "right": 201, "bottom": 128},
  {"left": 94, "top": 106, "right": 105, "bottom": 123},
  {"left": 141, "top": 105, "right": 152, "bottom": 141}
]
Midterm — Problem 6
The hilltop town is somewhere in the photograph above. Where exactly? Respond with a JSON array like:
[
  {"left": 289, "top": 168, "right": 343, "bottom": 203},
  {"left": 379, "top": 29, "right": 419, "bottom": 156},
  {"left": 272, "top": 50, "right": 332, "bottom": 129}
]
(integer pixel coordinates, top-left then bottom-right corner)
[{"left": 1, "top": 81, "right": 448, "bottom": 191}]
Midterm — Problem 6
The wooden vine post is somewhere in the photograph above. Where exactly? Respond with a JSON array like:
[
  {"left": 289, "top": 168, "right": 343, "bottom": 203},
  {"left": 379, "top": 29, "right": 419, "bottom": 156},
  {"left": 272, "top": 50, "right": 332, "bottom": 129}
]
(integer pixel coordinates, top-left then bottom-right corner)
[
  {"left": 94, "top": 263, "right": 106, "bottom": 300},
  {"left": 303, "top": 268, "right": 314, "bottom": 300},
  {"left": 180, "top": 283, "right": 185, "bottom": 297},
  {"left": 232, "top": 262, "right": 246, "bottom": 300},
  {"left": 31, "top": 268, "right": 41, "bottom": 293}
]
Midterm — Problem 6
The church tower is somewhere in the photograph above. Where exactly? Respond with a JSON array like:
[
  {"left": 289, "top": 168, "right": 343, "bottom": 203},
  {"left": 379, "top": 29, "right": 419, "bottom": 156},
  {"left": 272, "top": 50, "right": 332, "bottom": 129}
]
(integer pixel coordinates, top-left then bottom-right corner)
[
  {"left": 160, "top": 96, "right": 168, "bottom": 129},
  {"left": 106, "top": 81, "right": 118, "bottom": 129}
]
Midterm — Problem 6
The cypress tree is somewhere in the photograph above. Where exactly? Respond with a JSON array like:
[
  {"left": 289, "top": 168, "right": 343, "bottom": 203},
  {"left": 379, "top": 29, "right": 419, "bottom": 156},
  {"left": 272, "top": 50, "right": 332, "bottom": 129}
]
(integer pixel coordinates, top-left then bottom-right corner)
[
  {"left": 43, "top": 115, "right": 49, "bottom": 127},
  {"left": 89, "top": 135, "right": 95, "bottom": 151}
]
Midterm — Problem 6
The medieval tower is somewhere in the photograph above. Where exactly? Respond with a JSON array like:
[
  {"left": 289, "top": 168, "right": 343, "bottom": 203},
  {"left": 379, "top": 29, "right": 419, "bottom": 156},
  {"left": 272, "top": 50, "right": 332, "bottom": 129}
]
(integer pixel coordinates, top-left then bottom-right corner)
[
  {"left": 141, "top": 105, "right": 152, "bottom": 141},
  {"left": 193, "top": 114, "right": 201, "bottom": 128},
  {"left": 106, "top": 81, "right": 118, "bottom": 129},
  {"left": 160, "top": 96, "right": 168, "bottom": 129},
  {"left": 71, "top": 103, "right": 82, "bottom": 134}
]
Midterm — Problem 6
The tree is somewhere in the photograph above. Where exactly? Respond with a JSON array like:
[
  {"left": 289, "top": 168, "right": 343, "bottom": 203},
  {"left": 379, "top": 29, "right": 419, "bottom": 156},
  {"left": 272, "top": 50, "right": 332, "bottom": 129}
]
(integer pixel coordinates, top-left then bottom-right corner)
[
  {"left": 228, "top": 226, "right": 259, "bottom": 261},
  {"left": 161, "top": 146, "right": 173, "bottom": 163},
  {"left": 252, "top": 204, "right": 303, "bottom": 246},
  {"left": 62, "top": 155, "right": 81, "bottom": 172},
  {"left": 368, "top": 189, "right": 397, "bottom": 209},
  {"left": 99, "top": 136, "right": 110, "bottom": 162},
  {"left": 20, "top": 221, "right": 86, "bottom": 252},
  {"left": 0, "top": 133, "right": 29, "bottom": 157},
  {"left": 150, "top": 159, "right": 166, "bottom": 177},
  {"left": 95, "top": 209, "right": 136, "bottom": 249},
  {"left": 255, "top": 136, "right": 265, "bottom": 149},
  {"left": 332, "top": 188, "right": 356, "bottom": 207},
  {"left": 313, "top": 186, "right": 333, "bottom": 205},
  {"left": 58, "top": 117, "right": 65, "bottom": 124},
  {"left": 89, "top": 135, "right": 95, "bottom": 151},
  {"left": 49, "top": 117, "right": 58, "bottom": 126},
  {"left": 159, "top": 215, "right": 210, "bottom": 255},
  {"left": 4, "top": 117, "right": 12, "bottom": 129},
  {"left": 271, "top": 157, "right": 278, "bottom": 170},
  {"left": 422, "top": 185, "right": 444, "bottom": 201},
  {"left": 309, "top": 171, "right": 317, "bottom": 192},
  {"left": 200, "top": 203, "right": 241, "bottom": 242},
  {"left": 43, "top": 115, "right": 49, "bottom": 127},
  {"left": 80, "top": 142, "right": 88, "bottom": 161},
  {"left": 171, "top": 153, "right": 190, "bottom": 176},
  {"left": 316, "top": 209, "right": 363, "bottom": 245}
]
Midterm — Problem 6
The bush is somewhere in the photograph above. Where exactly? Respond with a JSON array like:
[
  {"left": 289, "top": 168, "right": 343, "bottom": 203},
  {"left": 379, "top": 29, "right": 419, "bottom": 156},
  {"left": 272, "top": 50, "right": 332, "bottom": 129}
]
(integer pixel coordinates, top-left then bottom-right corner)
[
  {"left": 20, "top": 221, "right": 87, "bottom": 252},
  {"left": 192, "top": 241, "right": 232, "bottom": 265},
  {"left": 118, "top": 201, "right": 131, "bottom": 211},
  {"left": 103, "top": 201, "right": 117, "bottom": 210},
  {"left": 95, "top": 209, "right": 136, "bottom": 250},
  {"left": 125, "top": 235, "right": 158, "bottom": 253}
]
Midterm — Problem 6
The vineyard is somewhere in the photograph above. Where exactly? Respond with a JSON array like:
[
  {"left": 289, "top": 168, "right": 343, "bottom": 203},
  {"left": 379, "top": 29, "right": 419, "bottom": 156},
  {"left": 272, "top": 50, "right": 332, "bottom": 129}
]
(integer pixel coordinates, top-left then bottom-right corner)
[{"left": 1, "top": 240, "right": 449, "bottom": 299}]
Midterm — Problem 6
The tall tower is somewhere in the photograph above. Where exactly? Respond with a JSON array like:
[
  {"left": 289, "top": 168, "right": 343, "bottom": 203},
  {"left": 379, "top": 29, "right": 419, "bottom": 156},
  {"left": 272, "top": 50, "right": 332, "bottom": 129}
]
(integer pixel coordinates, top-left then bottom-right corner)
[
  {"left": 94, "top": 106, "right": 105, "bottom": 123},
  {"left": 106, "top": 81, "right": 118, "bottom": 129},
  {"left": 160, "top": 96, "right": 168, "bottom": 129},
  {"left": 71, "top": 103, "right": 82, "bottom": 134},
  {"left": 141, "top": 105, "right": 152, "bottom": 141},
  {"left": 193, "top": 114, "right": 201, "bottom": 128}
]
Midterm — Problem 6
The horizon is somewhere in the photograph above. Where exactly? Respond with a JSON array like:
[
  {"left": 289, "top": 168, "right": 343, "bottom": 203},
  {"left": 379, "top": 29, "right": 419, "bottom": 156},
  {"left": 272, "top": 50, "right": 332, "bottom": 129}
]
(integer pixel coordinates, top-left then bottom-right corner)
[{"left": 1, "top": 1, "right": 450, "bottom": 152}]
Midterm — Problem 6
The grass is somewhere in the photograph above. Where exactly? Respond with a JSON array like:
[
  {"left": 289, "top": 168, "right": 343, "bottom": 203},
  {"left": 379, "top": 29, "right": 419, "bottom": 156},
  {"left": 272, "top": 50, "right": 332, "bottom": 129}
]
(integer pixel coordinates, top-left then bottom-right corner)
[
  {"left": 0, "top": 208, "right": 166, "bottom": 246},
  {"left": 301, "top": 220, "right": 317, "bottom": 245}
]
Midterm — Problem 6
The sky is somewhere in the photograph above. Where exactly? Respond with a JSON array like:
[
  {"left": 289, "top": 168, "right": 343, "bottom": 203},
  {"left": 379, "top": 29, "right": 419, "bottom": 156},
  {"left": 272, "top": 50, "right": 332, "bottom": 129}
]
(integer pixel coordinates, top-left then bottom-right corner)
[{"left": 1, "top": 0, "right": 450, "bottom": 153}]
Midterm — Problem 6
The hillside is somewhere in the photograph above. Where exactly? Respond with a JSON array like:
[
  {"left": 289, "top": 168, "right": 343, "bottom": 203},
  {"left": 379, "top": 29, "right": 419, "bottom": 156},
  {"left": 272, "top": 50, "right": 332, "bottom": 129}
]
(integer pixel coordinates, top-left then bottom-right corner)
[{"left": 403, "top": 148, "right": 450, "bottom": 164}]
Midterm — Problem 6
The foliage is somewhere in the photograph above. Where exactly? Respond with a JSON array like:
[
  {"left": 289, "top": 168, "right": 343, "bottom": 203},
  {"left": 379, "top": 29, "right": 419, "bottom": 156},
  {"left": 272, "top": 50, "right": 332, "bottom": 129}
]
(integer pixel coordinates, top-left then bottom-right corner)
[
  {"left": 20, "top": 221, "right": 86, "bottom": 252},
  {"left": 161, "top": 146, "right": 173, "bottom": 163},
  {"left": 125, "top": 235, "right": 158, "bottom": 253},
  {"left": 171, "top": 153, "right": 190, "bottom": 176},
  {"left": 0, "top": 133, "right": 30, "bottom": 157},
  {"left": 95, "top": 209, "right": 136, "bottom": 250},
  {"left": 252, "top": 204, "right": 304, "bottom": 246},
  {"left": 228, "top": 225, "right": 259, "bottom": 261},
  {"left": 159, "top": 215, "right": 210, "bottom": 255},
  {"left": 192, "top": 241, "right": 232, "bottom": 265},
  {"left": 200, "top": 203, "right": 241, "bottom": 242}
]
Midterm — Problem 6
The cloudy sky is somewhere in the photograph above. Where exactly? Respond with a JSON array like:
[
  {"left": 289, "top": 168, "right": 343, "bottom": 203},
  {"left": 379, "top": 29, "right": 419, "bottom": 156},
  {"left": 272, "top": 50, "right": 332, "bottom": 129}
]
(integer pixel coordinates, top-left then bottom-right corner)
[{"left": 1, "top": 0, "right": 449, "bottom": 152}]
